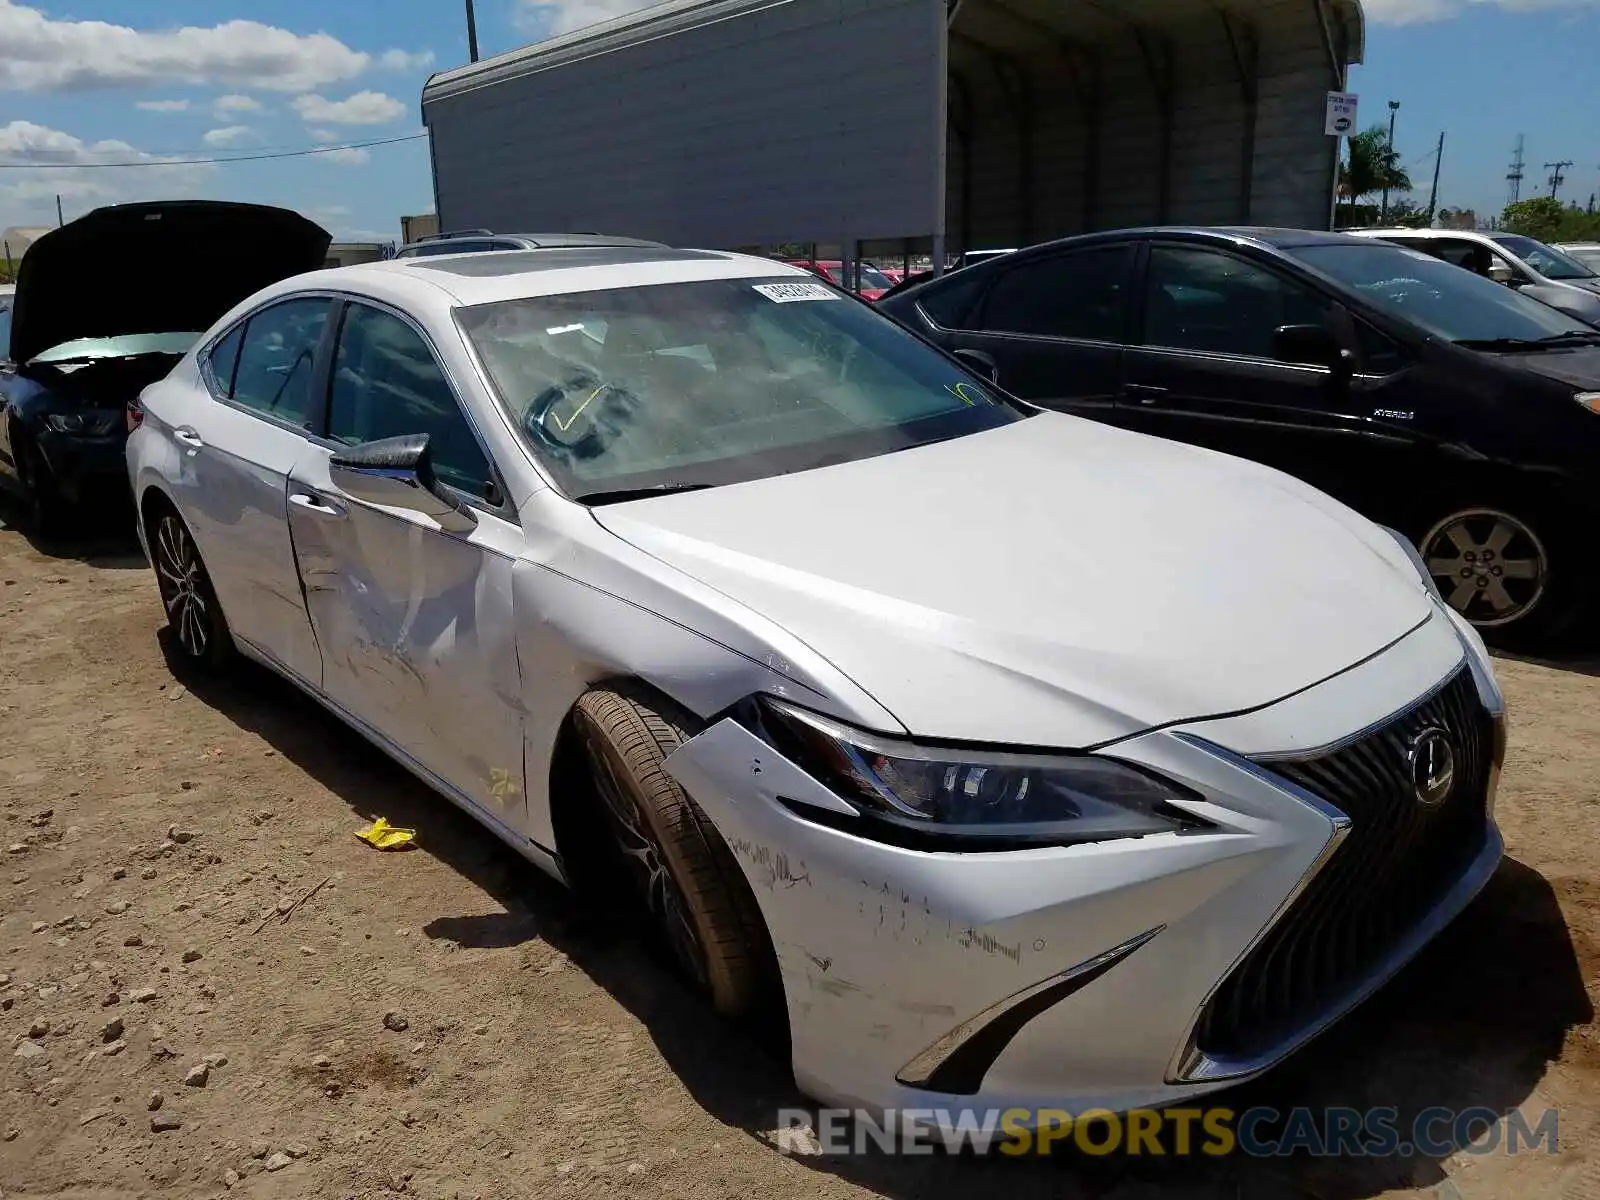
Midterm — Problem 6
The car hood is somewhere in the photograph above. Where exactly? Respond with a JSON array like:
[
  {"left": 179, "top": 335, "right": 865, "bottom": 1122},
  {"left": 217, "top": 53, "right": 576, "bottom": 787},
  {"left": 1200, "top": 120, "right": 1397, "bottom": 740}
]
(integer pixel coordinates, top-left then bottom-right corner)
[
  {"left": 9, "top": 201, "right": 330, "bottom": 365},
  {"left": 595, "top": 415, "right": 1434, "bottom": 748},
  {"left": 1487, "top": 342, "right": 1600, "bottom": 389}
]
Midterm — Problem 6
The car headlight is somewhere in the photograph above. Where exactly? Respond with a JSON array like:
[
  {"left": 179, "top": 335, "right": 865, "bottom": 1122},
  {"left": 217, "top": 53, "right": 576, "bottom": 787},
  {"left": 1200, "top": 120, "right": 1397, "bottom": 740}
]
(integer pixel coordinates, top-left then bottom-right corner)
[
  {"left": 1575, "top": 392, "right": 1600, "bottom": 414},
  {"left": 740, "top": 697, "right": 1209, "bottom": 848},
  {"left": 1378, "top": 524, "right": 1443, "bottom": 602},
  {"left": 43, "top": 411, "right": 121, "bottom": 436}
]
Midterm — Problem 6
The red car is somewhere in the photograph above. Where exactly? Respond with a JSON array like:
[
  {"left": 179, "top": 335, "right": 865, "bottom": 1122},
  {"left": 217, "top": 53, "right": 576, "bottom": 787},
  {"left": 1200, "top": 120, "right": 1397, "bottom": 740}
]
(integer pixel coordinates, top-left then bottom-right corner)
[{"left": 782, "top": 259, "right": 894, "bottom": 301}]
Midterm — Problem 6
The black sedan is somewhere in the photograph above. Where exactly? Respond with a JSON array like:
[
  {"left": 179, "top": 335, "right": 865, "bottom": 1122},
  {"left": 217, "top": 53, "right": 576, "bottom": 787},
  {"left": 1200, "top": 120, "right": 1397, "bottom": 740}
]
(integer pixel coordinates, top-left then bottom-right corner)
[
  {"left": 880, "top": 227, "right": 1600, "bottom": 645},
  {"left": 1, "top": 201, "right": 330, "bottom": 536}
]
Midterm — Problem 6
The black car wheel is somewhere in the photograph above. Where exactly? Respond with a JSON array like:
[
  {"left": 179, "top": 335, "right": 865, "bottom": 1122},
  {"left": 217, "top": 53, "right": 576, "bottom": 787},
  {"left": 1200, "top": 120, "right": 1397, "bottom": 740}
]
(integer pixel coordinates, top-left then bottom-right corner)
[
  {"left": 151, "top": 508, "right": 233, "bottom": 669},
  {"left": 16, "top": 439, "right": 63, "bottom": 539},
  {"left": 571, "top": 686, "right": 768, "bottom": 1017},
  {"left": 1420, "top": 506, "right": 1560, "bottom": 638}
]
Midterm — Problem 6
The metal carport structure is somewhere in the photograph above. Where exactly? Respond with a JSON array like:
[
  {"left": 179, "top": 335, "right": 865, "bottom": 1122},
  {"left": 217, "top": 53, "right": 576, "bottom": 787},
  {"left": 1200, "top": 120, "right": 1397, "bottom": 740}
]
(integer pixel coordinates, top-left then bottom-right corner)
[{"left": 421, "top": 0, "right": 1365, "bottom": 267}]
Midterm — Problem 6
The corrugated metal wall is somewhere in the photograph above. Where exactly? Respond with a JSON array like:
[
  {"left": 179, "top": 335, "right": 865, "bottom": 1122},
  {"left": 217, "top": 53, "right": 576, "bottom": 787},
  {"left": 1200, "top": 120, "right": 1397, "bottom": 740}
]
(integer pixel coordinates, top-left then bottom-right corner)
[
  {"left": 423, "top": 0, "right": 946, "bottom": 248},
  {"left": 423, "top": 0, "right": 1354, "bottom": 254},
  {"left": 947, "top": 0, "right": 1345, "bottom": 251}
]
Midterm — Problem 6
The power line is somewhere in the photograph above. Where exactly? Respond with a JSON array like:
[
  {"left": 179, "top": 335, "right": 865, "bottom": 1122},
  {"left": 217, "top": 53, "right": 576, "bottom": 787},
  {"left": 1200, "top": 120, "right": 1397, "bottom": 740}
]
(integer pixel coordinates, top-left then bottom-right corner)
[{"left": 0, "top": 132, "right": 427, "bottom": 170}]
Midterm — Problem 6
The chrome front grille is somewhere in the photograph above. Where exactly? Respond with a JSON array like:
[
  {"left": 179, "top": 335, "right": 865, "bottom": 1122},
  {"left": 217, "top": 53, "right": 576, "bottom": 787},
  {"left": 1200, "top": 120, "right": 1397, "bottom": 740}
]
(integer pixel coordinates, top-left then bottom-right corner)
[{"left": 1193, "top": 665, "right": 1495, "bottom": 1063}]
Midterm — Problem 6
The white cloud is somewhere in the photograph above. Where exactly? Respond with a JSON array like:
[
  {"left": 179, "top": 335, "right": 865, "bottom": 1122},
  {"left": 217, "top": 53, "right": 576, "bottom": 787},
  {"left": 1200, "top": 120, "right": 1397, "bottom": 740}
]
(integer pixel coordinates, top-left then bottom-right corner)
[
  {"left": 307, "top": 128, "right": 340, "bottom": 143},
  {"left": 514, "top": 0, "right": 655, "bottom": 38},
  {"left": 0, "top": 120, "right": 213, "bottom": 228},
  {"left": 135, "top": 98, "right": 189, "bottom": 112},
  {"left": 201, "top": 125, "right": 255, "bottom": 147},
  {"left": 212, "top": 93, "right": 262, "bottom": 117},
  {"left": 291, "top": 91, "right": 405, "bottom": 125},
  {"left": 1365, "top": 0, "right": 1600, "bottom": 23},
  {"left": 0, "top": 0, "right": 433, "bottom": 93},
  {"left": 318, "top": 147, "right": 370, "bottom": 167}
]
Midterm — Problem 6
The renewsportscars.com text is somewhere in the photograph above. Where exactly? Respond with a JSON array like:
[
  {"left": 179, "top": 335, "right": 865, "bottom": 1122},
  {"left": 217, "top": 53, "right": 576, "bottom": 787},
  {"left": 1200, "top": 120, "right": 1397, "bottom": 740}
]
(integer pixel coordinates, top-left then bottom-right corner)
[{"left": 775, "top": 1105, "right": 1559, "bottom": 1157}]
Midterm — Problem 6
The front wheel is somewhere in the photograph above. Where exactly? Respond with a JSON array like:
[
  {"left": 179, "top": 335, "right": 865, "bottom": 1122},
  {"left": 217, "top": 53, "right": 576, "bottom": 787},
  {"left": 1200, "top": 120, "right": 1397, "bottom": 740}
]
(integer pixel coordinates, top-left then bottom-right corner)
[
  {"left": 572, "top": 687, "right": 770, "bottom": 1017},
  {"left": 1418, "top": 505, "right": 1568, "bottom": 644},
  {"left": 16, "top": 439, "right": 64, "bottom": 539},
  {"left": 150, "top": 507, "right": 234, "bottom": 669}
]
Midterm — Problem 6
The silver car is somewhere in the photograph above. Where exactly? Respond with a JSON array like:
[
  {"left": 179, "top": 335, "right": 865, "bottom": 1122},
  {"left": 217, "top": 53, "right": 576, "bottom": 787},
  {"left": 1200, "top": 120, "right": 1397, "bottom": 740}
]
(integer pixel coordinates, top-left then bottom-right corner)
[{"left": 126, "top": 245, "right": 1505, "bottom": 1119}]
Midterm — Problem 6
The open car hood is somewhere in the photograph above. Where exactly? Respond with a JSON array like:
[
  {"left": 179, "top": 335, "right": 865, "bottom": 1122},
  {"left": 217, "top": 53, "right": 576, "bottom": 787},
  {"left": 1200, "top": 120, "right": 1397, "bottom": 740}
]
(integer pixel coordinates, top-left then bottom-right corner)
[{"left": 8, "top": 201, "right": 331, "bottom": 365}]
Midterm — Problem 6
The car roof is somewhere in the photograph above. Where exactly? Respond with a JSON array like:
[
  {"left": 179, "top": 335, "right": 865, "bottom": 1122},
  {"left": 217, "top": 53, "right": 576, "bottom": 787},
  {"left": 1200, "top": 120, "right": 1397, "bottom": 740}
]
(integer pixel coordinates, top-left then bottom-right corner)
[
  {"left": 270, "top": 246, "right": 814, "bottom": 310},
  {"left": 1355, "top": 227, "right": 1492, "bottom": 242}
]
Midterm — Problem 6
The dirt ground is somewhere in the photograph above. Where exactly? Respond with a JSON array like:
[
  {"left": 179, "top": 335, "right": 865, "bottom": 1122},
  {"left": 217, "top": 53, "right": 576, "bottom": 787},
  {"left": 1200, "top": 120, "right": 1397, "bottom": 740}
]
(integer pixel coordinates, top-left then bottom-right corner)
[{"left": 2, "top": 515, "right": 1599, "bottom": 1200}]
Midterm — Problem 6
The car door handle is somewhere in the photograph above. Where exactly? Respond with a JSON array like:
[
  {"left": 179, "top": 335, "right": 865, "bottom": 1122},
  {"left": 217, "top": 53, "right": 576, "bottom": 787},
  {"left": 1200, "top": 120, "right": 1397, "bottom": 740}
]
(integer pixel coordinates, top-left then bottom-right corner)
[
  {"left": 289, "top": 492, "right": 346, "bottom": 518},
  {"left": 173, "top": 427, "right": 204, "bottom": 449},
  {"left": 1122, "top": 384, "right": 1169, "bottom": 404}
]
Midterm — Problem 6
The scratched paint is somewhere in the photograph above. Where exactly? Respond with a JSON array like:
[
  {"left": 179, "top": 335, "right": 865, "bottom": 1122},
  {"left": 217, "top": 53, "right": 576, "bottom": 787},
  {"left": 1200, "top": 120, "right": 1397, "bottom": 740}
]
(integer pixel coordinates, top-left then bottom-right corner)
[{"left": 726, "top": 835, "right": 811, "bottom": 890}]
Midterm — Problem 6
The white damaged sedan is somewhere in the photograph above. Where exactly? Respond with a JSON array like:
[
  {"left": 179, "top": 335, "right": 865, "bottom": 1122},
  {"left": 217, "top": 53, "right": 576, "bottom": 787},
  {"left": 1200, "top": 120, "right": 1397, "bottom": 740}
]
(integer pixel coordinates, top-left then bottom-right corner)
[{"left": 126, "top": 245, "right": 1506, "bottom": 1117}]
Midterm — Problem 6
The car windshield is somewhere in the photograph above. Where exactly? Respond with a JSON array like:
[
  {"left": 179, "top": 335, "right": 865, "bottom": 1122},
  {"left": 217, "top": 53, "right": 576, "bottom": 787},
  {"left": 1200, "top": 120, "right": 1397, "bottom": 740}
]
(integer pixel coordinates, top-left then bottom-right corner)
[
  {"left": 29, "top": 331, "right": 201, "bottom": 366},
  {"left": 1290, "top": 243, "right": 1596, "bottom": 344},
  {"left": 1490, "top": 234, "right": 1597, "bottom": 280},
  {"left": 457, "top": 275, "right": 1025, "bottom": 499}
]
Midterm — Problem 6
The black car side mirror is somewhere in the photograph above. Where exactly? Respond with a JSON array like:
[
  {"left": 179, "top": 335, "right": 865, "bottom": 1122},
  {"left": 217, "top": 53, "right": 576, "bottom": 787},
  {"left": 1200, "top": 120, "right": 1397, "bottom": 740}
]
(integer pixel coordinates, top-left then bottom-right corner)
[
  {"left": 329, "top": 432, "right": 478, "bottom": 534},
  {"left": 1272, "top": 324, "right": 1349, "bottom": 373},
  {"left": 952, "top": 348, "right": 1000, "bottom": 384}
]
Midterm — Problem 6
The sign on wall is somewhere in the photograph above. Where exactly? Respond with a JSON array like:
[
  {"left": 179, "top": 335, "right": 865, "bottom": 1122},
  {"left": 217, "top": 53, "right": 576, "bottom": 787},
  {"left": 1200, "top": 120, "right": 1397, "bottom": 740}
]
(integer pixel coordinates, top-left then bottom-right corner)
[{"left": 1324, "top": 91, "right": 1359, "bottom": 137}]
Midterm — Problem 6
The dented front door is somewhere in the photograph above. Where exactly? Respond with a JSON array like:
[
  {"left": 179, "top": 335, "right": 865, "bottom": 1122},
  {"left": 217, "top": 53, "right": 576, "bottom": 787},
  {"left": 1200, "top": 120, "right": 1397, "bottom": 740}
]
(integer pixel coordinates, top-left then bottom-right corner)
[{"left": 285, "top": 442, "right": 527, "bottom": 833}]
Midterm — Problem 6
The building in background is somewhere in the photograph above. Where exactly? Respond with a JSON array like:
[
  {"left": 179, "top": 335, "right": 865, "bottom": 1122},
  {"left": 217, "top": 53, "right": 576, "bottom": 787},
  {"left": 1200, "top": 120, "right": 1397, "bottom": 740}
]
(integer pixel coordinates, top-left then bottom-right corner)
[
  {"left": 400, "top": 213, "right": 439, "bottom": 246},
  {"left": 323, "top": 241, "right": 391, "bottom": 268},
  {"left": 420, "top": 0, "right": 1365, "bottom": 269}
]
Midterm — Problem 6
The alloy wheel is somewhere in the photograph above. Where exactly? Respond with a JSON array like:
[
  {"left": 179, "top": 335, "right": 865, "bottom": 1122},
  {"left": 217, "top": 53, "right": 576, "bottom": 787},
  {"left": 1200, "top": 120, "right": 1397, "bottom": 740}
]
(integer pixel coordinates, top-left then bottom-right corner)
[
  {"left": 1421, "top": 508, "right": 1547, "bottom": 628},
  {"left": 153, "top": 514, "right": 211, "bottom": 658},
  {"left": 581, "top": 726, "right": 711, "bottom": 992}
]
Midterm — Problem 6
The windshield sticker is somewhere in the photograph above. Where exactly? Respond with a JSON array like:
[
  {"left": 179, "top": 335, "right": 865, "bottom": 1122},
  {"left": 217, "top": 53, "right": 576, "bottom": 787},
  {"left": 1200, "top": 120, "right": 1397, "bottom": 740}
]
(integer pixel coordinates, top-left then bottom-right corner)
[
  {"left": 946, "top": 381, "right": 987, "bottom": 406},
  {"left": 753, "top": 281, "right": 840, "bottom": 303}
]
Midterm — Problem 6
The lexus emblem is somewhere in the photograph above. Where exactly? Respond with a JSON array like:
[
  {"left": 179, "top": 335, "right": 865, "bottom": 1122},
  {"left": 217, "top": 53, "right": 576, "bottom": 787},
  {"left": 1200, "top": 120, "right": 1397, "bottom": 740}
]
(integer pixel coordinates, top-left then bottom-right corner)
[{"left": 1408, "top": 728, "right": 1456, "bottom": 808}]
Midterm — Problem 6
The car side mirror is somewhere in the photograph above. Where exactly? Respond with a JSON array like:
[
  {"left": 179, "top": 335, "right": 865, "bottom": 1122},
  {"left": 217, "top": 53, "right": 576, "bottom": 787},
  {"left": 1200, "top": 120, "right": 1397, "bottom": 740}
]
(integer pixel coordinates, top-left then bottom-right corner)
[
  {"left": 1486, "top": 262, "right": 1516, "bottom": 285},
  {"left": 1271, "top": 324, "right": 1350, "bottom": 373},
  {"left": 952, "top": 348, "right": 999, "bottom": 384},
  {"left": 328, "top": 433, "right": 478, "bottom": 534}
]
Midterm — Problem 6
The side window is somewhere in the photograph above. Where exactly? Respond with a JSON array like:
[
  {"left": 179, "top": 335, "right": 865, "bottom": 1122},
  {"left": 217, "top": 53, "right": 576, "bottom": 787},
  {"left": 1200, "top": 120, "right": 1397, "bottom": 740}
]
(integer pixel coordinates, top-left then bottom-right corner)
[
  {"left": 327, "top": 304, "right": 496, "bottom": 500},
  {"left": 975, "top": 246, "right": 1134, "bottom": 341},
  {"left": 0, "top": 303, "right": 13, "bottom": 362},
  {"left": 1354, "top": 321, "right": 1410, "bottom": 375},
  {"left": 915, "top": 270, "right": 990, "bottom": 329},
  {"left": 205, "top": 324, "right": 244, "bottom": 397},
  {"left": 230, "top": 298, "right": 331, "bottom": 425},
  {"left": 1143, "top": 246, "right": 1333, "bottom": 359}
]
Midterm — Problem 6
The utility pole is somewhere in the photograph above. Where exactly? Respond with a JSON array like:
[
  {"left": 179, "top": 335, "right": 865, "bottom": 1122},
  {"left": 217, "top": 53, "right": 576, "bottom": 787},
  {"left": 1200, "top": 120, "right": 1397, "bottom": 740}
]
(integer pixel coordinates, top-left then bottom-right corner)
[
  {"left": 1506, "top": 135, "right": 1525, "bottom": 206},
  {"left": 1545, "top": 160, "right": 1573, "bottom": 201},
  {"left": 1426, "top": 131, "right": 1445, "bottom": 225},
  {"left": 1380, "top": 100, "right": 1401, "bottom": 223},
  {"left": 464, "top": 0, "right": 480, "bottom": 62},
  {"left": 55, "top": 194, "right": 63, "bottom": 227}
]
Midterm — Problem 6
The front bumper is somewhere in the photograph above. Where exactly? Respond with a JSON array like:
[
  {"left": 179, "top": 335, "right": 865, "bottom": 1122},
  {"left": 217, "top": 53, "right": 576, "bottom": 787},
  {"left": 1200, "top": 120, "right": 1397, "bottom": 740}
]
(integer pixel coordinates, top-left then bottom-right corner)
[
  {"left": 36, "top": 429, "right": 133, "bottom": 507},
  {"left": 663, "top": 609, "right": 1505, "bottom": 1116}
]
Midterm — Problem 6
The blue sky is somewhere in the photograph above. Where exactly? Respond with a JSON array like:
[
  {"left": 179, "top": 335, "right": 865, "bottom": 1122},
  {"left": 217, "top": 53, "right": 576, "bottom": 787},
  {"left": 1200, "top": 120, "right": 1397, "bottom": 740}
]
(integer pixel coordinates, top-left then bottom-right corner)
[{"left": 1, "top": 0, "right": 1597, "bottom": 243}]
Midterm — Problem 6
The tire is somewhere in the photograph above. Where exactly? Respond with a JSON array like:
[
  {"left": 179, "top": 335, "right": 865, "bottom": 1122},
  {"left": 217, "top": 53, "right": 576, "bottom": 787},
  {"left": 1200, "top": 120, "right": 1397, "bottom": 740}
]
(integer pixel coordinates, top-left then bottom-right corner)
[
  {"left": 148, "top": 504, "right": 235, "bottom": 670},
  {"left": 572, "top": 686, "right": 768, "bottom": 1017},
  {"left": 1416, "top": 503, "right": 1571, "bottom": 645},
  {"left": 16, "top": 439, "right": 64, "bottom": 540}
]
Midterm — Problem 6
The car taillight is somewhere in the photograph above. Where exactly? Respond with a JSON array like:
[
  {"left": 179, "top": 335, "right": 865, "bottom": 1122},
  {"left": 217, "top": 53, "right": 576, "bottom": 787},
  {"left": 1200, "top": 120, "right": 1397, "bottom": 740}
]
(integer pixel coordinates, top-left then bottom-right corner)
[{"left": 126, "top": 398, "right": 144, "bottom": 433}]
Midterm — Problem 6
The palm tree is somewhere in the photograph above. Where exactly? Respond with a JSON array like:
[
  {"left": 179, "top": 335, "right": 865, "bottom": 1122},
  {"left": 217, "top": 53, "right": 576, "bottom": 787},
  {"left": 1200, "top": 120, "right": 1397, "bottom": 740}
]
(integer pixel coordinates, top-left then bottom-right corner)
[{"left": 1339, "top": 125, "right": 1413, "bottom": 214}]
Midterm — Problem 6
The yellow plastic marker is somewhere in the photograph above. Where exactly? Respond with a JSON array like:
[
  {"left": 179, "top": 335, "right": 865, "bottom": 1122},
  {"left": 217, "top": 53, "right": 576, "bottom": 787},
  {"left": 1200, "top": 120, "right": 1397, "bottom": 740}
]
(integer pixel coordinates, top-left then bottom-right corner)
[{"left": 354, "top": 817, "right": 416, "bottom": 851}]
